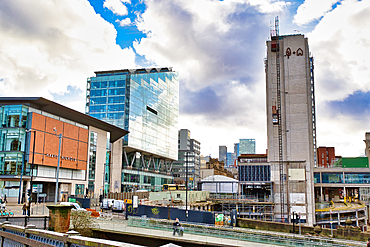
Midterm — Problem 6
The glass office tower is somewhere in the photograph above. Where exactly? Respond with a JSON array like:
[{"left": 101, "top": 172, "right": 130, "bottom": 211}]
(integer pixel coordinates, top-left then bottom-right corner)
[
  {"left": 86, "top": 68, "right": 179, "bottom": 192},
  {"left": 239, "top": 139, "right": 256, "bottom": 154}
]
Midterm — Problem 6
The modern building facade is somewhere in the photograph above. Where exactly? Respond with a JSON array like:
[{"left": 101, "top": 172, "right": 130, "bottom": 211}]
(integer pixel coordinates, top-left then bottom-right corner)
[
  {"left": 0, "top": 97, "right": 127, "bottom": 203},
  {"left": 238, "top": 154, "right": 271, "bottom": 202},
  {"left": 86, "top": 68, "right": 179, "bottom": 192},
  {"left": 172, "top": 129, "right": 201, "bottom": 189},
  {"left": 239, "top": 139, "right": 256, "bottom": 155},
  {"left": 266, "top": 29, "right": 316, "bottom": 225},
  {"left": 314, "top": 157, "right": 369, "bottom": 228}
]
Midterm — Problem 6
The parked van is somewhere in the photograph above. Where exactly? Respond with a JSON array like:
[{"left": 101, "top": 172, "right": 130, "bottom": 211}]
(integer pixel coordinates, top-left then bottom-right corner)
[
  {"left": 101, "top": 198, "right": 114, "bottom": 209},
  {"left": 112, "top": 200, "right": 125, "bottom": 212}
]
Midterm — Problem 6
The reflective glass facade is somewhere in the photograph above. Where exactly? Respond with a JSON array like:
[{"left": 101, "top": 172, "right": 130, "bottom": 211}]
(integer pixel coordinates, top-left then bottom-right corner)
[
  {"left": 88, "top": 131, "right": 97, "bottom": 195},
  {"left": 86, "top": 69, "right": 179, "bottom": 160},
  {"left": 0, "top": 105, "right": 30, "bottom": 176},
  {"left": 86, "top": 68, "right": 179, "bottom": 192},
  {"left": 314, "top": 172, "right": 370, "bottom": 184},
  {"left": 239, "top": 165, "right": 271, "bottom": 182},
  {"left": 239, "top": 139, "right": 256, "bottom": 155}
]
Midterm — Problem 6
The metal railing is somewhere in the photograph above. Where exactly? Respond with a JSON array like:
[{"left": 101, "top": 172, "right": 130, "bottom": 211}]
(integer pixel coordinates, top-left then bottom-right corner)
[
  {"left": 0, "top": 216, "right": 49, "bottom": 229},
  {"left": 0, "top": 221, "right": 144, "bottom": 247},
  {"left": 126, "top": 216, "right": 365, "bottom": 247}
]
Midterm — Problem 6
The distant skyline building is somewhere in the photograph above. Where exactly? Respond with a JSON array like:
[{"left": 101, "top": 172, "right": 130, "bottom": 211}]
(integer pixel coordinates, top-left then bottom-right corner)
[
  {"left": 226, "top": 152, "right": 236, "bottom": 167},
  {"left": 172, "top": 129, "right": 201, "bottom": 189},
  {"left": 234, "top": 143, "right": 239, "bottom": 157},
  {"left": 239, "top": 139, "right": 256, "bottom": 155},
  {"left": 219, "top": 145, "right": 227, "bottom": 165},
  {"left": 86, "top": 67, "right": 179, "bottom": 192},
  {"left": 178, "top": 129, "right": 190, "bottom": 150}
]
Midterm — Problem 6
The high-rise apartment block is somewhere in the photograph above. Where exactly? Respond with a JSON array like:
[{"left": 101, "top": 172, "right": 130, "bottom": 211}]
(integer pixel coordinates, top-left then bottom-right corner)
[
  {"left": 239, "top": 139, "right": 256, "bottom": 154},
  {"left": 86, "top": 68, "right": 179, "bottom": 192},
  {"left": 266, "top": 27, "right": 316, "bottom": 225},
  {"left": 172, "top": 129, "right": 201, "bottom": 189}
]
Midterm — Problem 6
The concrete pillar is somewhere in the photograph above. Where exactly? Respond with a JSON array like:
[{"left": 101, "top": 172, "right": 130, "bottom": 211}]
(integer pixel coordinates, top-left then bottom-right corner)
[
  {"left": 338, "top": 212, "right": 341, "bottom": 225},
  {"left": 320, "top": 186, "right": 323, "bottom": 202},
  {"left": 343, "top": 186, "right": 346, "bottom": 202},
  {"left": 365, "top": 206, "right": 368, "bottom": 226},
  {"left": 356, "top": 211, "right": 359, "bottom": 226},
  {"left": 25, "top": 180, "right": 31, "bottom": 202},
  {"left": 46, "top": 205, "right": 73, "bottom": 233}
]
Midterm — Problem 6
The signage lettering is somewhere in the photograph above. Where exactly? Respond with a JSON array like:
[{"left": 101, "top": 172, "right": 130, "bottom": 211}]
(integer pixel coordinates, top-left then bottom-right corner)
[{"left": 45, "top": 153, "right": 77, "bottom": 162}]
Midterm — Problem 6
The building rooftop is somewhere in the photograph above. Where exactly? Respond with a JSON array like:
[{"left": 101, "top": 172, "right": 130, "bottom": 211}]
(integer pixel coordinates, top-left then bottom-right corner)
[
  {"left": 94, "top": 67, "right": 174, "bottom": 76},
  {"left": 201, "top": 175, "right": 238, "bottom": 182},
  {"left": 0, "top": 97, "right": 128, "bottom": 142}
]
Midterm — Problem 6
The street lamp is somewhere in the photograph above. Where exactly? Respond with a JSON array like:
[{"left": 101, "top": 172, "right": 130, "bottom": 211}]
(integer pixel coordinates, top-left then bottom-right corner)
[
  {"left": 185, "top": 151, "right": 188, "bottom": 221},
  {"left": 25, "top": 129, "right": 36, "bottom": 216},
  {"left": 53, "top": 128, "right": 62, "bottom": 205}
]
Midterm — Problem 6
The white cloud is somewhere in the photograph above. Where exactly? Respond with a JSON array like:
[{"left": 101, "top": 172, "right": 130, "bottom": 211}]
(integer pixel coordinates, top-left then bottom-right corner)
[
  {"left": 0, "top": 0, "right": 136, "bottom": 112},
  {"left": 307, "top": 0, "right": 370, "bottom": 156},
  {"left": 103, "top": 0, "right": 130, "bottom": 16},
  {"left": 134, "top": 0, "right": 288, "bottom": 91},
  {"left": 308, "top": 0, "right": 370, "bottom": 103},
  {"left": 116, "top": 18, "right": 131, "bottom": 26},
  {"left": 294, "top": 0, "right": 340, "bottom": 25},
  {"left": 133, "top": 0, "right": 289, "bottom": 157}
]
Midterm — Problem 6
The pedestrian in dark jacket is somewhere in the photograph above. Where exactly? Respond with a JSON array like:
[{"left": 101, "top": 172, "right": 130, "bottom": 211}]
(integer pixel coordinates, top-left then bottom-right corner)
[
  {"left": 173, "top": 218, "right": 184, "bottom": 236},
  {"left": 22, "top": 203, "right": 27, "bottom": 215}
]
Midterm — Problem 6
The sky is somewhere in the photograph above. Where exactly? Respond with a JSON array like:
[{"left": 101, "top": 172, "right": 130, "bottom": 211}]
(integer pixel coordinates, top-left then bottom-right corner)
[{"left": 0, "top": 0, "right": 369, "bottom": 158}]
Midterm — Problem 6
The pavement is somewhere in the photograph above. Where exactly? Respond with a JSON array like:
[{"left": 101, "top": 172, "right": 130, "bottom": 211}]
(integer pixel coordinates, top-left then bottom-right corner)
[
  {"left": 96, "top": 219, "right": 279, "bottom": 247},
  {"left": 5, "top": 202, "right": 49, "bottom": 216}
]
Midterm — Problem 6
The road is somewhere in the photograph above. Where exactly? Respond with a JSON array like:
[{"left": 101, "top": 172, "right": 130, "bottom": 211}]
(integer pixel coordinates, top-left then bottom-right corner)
[{"left": 6, "top": 202, "right": 49, "bottom": 216}]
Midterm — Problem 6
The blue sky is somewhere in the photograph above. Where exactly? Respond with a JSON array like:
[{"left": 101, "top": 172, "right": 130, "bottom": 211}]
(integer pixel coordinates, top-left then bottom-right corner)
[
  {"left": 88, "top": 0, "right": 147, "bottom": 49},
  {"left": 0, "top": 0, "right": 369, "bottom": 157}
]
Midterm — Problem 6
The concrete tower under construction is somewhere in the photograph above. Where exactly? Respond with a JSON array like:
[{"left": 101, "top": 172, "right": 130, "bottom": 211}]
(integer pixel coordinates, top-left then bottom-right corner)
[{"left": 265, "top": 18, "right": 317, "bottom": 226}]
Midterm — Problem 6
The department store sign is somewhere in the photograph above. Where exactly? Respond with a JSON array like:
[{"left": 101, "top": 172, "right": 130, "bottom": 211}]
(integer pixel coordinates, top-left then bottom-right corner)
[{"left": 45, "top": 153, "right": 77, "bottom": 162}]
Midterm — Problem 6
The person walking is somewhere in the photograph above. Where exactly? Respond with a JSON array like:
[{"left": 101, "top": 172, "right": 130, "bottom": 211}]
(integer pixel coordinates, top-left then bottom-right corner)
[
  {"left": 22, "top": 203, "right": 27, "bottom": 215},
  {"left": 172, "top": 218, "right": 184, "bottom": 236}
]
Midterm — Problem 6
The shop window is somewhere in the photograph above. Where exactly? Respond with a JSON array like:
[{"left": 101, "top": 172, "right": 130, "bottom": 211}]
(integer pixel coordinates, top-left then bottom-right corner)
[
  {"left": 10, "top": 140, "right": 20, "bottom": 151},
  {"left": 75, "top": 184, "right": 85, "bottom": 195},
  {"left": 321, "top": 173, "right": 343, "bottom": 183}
]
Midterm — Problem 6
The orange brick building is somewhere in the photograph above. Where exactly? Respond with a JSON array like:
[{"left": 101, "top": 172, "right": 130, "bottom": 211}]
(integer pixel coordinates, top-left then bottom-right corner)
[
  {"left": 0, "top": 97, "right": 127, "bottom": 203},
  {"left": 317, "top": 147, "right": 335, "bottom": 168}
]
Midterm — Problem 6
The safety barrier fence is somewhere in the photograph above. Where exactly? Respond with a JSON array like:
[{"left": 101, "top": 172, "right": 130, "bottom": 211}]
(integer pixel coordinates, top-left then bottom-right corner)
[
  {"left": 0, "top": 221, "right": 144, "bottom": 247},
  {"left": 126, "top": 216, "right": 366, "bottom": 247},
  {"left": 0, "top": 216, "right": 49, "bottom": 229}
]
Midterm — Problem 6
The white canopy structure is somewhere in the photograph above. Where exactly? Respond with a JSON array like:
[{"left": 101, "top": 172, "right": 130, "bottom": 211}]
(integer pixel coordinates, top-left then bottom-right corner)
[{"left": 200, "top": 175, "right": 238, "bottom": 194}]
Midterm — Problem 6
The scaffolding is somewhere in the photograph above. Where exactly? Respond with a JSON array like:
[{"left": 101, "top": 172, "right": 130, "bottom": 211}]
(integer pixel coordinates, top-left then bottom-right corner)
[
  {"left": 310, "top": 57, "right": 317, "bottom": 167},
  {"left": 271, "top": 16, "right": 285, "bottom": 221},
  {"left": 211, "top": 199, "right": 275, "bottom": 221}
]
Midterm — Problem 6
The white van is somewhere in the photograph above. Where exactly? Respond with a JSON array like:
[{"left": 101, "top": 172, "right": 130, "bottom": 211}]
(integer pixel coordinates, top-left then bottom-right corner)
[
  {"left": 101, "top": 198, "right": 114, "bottom": 210},
  {"left": 60, "top": 202, "right": 86, "bottom": 211},
  {"left": 112, "top": 200, "right": 125, "bottom": 212}
]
